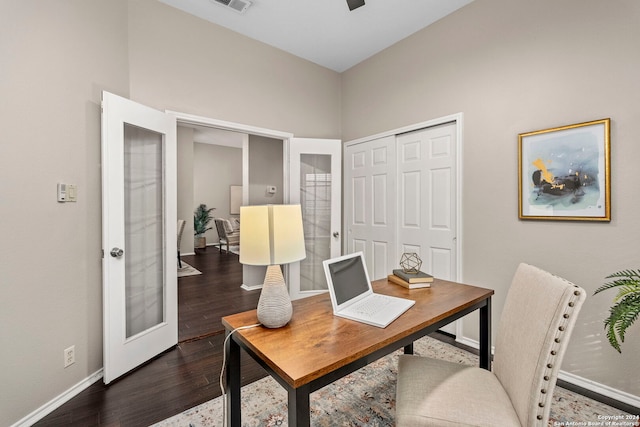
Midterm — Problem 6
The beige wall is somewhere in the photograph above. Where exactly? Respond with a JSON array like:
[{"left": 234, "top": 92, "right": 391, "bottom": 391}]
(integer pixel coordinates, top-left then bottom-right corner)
[
  {"left": 342, "top": 0, "right": 640, "bottom": 397},
  {"left": 193, "top": 142, "right": 243, "bottom": 245},
  {"left": 0, "top": 1, "right": 341, "bottom": 425},
  {"left": 0, "top": 1, "right": 130, "bottom": 425},
  {"left": 177, "top": 126, "right": 195, "bottom": 253},
  {"left": 126, "top": 0, "right": 342, "bottom": 139},
  {"left": 248, "top": 135, "right": 284, "bottom": 205},
  {"left": 243, "top": 135, "right": 285, "bottom": 288}
]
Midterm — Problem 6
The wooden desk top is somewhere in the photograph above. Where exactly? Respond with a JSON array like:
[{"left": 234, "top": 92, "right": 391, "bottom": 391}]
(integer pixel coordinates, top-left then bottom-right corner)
[{"left": 222, "top": 278, "right": 493, "bottom": 388}]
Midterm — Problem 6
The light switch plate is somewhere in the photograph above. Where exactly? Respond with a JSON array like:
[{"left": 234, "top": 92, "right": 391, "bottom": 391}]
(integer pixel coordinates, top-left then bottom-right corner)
[{"left": 67, "top": 184, "right": 77, "bottom": 202}]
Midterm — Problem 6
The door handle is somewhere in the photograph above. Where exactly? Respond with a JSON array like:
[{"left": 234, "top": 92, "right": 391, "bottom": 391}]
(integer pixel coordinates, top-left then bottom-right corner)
[
  {"left": 333, "top": 232, "right": 340, "bottom": 238},
  {"left": 110, "top": 247, "right": 124, "bottom": 258}
]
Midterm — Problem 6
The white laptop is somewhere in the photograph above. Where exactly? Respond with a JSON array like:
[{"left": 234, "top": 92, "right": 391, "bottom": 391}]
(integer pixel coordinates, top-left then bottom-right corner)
[{"left": 323, "top": 252, "right": 415, "bottom": 328}]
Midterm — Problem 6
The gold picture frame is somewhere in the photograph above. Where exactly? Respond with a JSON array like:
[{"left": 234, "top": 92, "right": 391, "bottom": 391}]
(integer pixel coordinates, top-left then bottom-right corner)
[{"left": 518, "top": 118, "right": 611, "bottom": 221}]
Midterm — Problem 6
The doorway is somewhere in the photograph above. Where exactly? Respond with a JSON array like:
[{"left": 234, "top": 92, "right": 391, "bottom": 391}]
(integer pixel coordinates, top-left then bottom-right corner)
[
  {"left": 175, "top": 122, "right": 286, "bottom": 342},
  {"left": 178, "top": 125, "right": 246, "bottom": 254}
]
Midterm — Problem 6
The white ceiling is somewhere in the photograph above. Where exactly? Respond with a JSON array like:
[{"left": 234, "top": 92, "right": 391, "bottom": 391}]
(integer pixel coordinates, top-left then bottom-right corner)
[{"left": 158, "top": 0, "right": 474, "bottom": 72}]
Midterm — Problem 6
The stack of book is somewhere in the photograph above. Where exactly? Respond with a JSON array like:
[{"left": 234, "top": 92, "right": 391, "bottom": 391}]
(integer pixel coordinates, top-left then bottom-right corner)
[{"left": 388, "top": 269, "right": 434, "bottom": 289}]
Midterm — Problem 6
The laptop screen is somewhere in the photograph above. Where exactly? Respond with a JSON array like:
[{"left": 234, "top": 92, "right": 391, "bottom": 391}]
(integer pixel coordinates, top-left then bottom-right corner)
[{"left": 326, "top": 254, "right": 371, "bottom": 305}]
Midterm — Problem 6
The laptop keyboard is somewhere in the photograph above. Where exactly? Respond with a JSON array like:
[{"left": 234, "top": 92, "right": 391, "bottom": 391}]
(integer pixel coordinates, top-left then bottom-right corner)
[{"left": 352, "top": 294, "right": 392, "bottom": 317}]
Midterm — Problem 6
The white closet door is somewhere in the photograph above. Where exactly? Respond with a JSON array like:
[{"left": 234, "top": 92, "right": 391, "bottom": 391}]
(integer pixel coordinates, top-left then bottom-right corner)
[
  {"left": 344, "top": 135, "right": 396, "bottom": 280},
  {"left": 397, "top": 122, "right": 457, "bottom": 281}
]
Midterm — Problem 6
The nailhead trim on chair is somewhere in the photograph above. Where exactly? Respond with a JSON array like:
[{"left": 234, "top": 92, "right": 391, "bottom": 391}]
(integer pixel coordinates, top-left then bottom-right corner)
[{"left": 534, "top": 284, "right": 582, "bottom": 424}]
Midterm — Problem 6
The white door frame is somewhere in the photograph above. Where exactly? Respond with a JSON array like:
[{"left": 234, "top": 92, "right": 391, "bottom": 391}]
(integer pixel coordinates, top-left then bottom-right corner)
[
  {"left": 167, "top": 110, "right": 294, "bottom": 203},
  {"left": 166, "top": 111, "right": 295, "bottom": 289}
]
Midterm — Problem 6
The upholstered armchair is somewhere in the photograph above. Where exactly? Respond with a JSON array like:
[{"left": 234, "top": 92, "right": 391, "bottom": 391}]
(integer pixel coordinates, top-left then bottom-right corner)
[
  {"left": 214, "top": 218, "right": 240, "bottom": 253},
  {"left": 396, "top": 263, "right": 586, "bottom": 426}
]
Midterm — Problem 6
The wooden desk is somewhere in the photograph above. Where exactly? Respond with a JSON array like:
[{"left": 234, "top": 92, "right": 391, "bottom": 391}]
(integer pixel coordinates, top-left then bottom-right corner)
[{"left": 222, "top": 277, "right": 494, "bottom": 427}]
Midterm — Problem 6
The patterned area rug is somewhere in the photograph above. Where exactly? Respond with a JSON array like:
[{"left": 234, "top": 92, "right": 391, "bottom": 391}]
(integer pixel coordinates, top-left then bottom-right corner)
[
  {"left": 177, "top": 261, "right": 202, "bottom": 277},
  {"left": 152, "top": 336, "right": 631, "bottom": 426}
]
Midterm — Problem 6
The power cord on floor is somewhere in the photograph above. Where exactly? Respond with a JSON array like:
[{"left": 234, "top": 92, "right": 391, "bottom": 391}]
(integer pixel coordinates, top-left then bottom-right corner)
[{"left": 220, "top": 323, "right": 262, "bottom": 427}]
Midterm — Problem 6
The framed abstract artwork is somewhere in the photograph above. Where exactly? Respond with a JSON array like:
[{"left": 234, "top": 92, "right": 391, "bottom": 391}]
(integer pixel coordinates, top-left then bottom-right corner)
[{"left": 518, "top": 118, "right": 611, "bottom": 221}]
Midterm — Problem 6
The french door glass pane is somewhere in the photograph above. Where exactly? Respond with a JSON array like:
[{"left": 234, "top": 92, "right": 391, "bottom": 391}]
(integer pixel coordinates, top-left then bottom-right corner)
[
  {"left": 299, "top": 154, "right": 331, "bottom": 292},
  {"left": 124, "top": 124, "right": 165, "bottom": 338}
]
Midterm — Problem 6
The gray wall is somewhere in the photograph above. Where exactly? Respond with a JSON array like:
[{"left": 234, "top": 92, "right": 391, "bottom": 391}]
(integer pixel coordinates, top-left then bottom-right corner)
[
  {"left": 342, "top": 0, "right": 640, "bottom": 397},
  {"left": 0, "top": 0, "right": 341, "bottom": 425}
]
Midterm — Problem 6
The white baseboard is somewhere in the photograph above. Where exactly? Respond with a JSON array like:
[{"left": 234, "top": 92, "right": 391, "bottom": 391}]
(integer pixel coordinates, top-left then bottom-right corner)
[
  {"left": 241, "top": 283, "right": 263, "bottom": 291},
  {"left": 454, "top": 335, "right": 640, "bottom": 410},
  {"left": 11, "top": 369, "right": 103, "bottom": 427},
  {"left": 456, "top": 335, "right": 495, "bottom": 354},
  {"left": 558, "top": 370, "right": 640, "bottom": 409}
]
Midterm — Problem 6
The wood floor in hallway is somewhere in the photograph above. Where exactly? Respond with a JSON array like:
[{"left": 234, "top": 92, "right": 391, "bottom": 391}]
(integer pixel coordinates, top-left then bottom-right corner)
[{"left": 35, "top": 248, "right": 266, "bottom": 427}]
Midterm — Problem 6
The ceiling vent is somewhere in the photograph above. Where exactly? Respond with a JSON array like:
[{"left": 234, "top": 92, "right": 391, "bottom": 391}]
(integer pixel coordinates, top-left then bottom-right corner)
[{"left": 212, "top": 0, "right": 252, "bottom": 14}]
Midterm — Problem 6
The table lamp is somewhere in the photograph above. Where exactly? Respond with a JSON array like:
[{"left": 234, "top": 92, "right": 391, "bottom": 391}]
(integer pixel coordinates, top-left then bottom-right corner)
[{"left": 239, "top": 204, "right": 306, "bottom": 328}]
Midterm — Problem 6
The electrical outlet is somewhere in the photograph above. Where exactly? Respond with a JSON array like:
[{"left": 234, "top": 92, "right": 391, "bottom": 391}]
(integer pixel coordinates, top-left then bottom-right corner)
[{"left": 64, "top": 345, "right": 75, "bottom": 368}]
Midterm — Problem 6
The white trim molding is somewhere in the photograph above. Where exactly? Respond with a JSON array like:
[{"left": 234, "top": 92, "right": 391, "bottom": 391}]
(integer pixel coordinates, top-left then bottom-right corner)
[
  {"left": 455, "top": 335, "right": 640, "bottom": 410},
  {"left": 11, "top": 369, "right": 103, "bottom": 427},
  {"left": 165, "top": 110, "right": 294, "bottom": 140},
  {"left": 558, "top": 370, "right": 640, "bottom": 409}
]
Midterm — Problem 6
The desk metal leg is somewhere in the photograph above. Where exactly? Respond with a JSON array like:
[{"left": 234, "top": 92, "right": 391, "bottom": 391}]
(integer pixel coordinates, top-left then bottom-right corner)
[
  {"left": 404, "top": 343, "right": 414, "bottom": 354},
  {"left": 288, "top": 384, "right": 310, "bottom": 427},
  {"left": 479, "top": 298, "right": 492, "bottom": 370},
  {"left": 225, "top": 333, "right": 241, "bottom": 427}
]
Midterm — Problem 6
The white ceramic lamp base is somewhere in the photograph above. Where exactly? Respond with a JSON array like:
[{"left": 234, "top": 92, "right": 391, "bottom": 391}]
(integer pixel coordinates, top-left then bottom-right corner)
[{"left": 257, "top": 265, "right": 293, "bottom": 328}]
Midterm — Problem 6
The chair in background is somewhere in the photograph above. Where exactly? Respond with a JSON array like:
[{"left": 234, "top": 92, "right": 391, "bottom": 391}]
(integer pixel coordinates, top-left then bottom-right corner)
[
  {"left": 395, "top": 263, "right": 586, "bottom": 427},
  {"left": 214, "top": 218, "right": 240, "bottom": 253},
  {"left": 177, "top": 219, "right": 186, "bottom": 268}
]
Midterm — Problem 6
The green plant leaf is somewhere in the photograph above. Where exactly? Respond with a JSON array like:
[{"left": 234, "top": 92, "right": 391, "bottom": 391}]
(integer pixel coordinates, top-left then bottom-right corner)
[
  {"left": 194, "top": 204, "right": 216, "bottom": 236},
  {"left": 615, "top": 294, "right": 640, "bottom": 342},
  {"left": 614, "top": 285, "right": 640, "bottom": 302},
  {"left": 595, "top": 269, "right": 640, "bottom": 353}
]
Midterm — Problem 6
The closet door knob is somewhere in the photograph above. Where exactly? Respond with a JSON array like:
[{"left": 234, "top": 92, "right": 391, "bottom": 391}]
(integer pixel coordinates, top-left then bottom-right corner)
[{"left": 110, "top": 247, "right": 124, "bottom": 258}]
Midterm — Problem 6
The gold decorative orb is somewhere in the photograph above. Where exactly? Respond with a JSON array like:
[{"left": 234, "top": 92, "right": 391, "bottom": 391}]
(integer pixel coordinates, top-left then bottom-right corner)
[{"left": 400, "top": 253, "right": 422, "bottom": 273}]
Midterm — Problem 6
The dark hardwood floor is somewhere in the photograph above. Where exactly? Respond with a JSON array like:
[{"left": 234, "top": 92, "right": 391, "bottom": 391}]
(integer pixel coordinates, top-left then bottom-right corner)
[
  {"left": 176, "top": 247, "right": 260, "bottom": 343},
  {"left": 35, "top": 248, "right": 266, "bottom": 427}
]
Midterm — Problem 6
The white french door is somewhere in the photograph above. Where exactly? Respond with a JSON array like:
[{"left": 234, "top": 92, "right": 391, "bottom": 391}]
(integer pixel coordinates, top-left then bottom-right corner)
[
  {"left": 288, "top": 138, "right": 342, "bottom": 300},
  {"left": 101, "top": 91, "right": 177, "bottom": 384}
]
